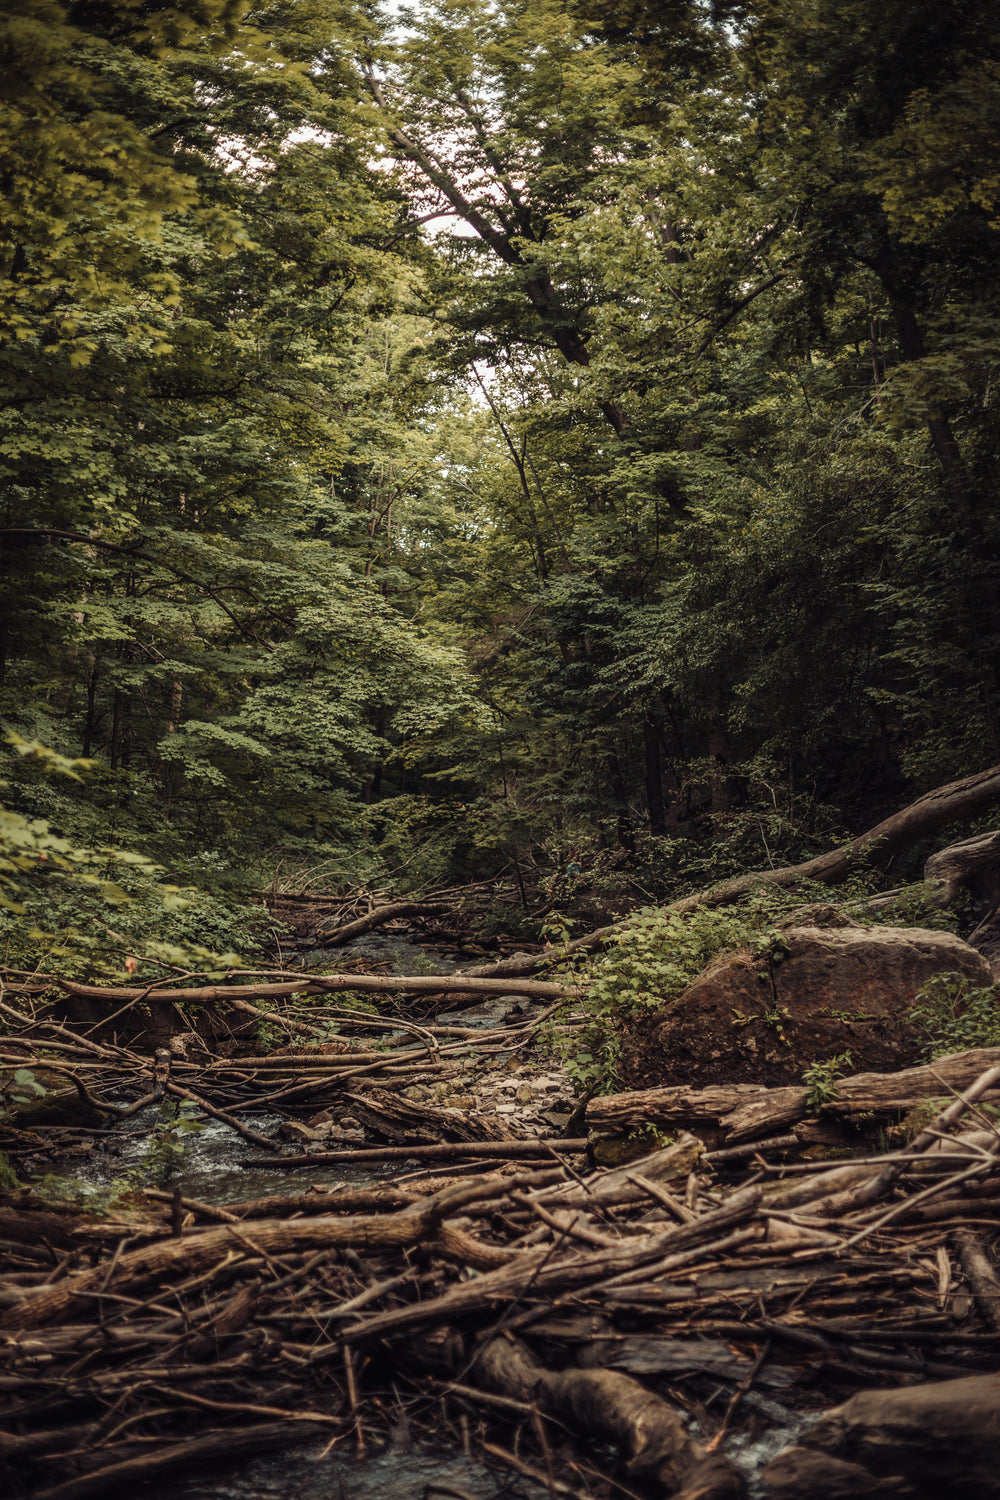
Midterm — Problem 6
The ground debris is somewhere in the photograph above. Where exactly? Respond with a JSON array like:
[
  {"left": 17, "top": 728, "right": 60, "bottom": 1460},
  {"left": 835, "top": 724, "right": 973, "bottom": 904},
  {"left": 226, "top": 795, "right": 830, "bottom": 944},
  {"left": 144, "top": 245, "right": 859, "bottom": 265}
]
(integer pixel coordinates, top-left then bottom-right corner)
[{"left": 3, "top": 1065, "right": 1000, "bottom": 1498}]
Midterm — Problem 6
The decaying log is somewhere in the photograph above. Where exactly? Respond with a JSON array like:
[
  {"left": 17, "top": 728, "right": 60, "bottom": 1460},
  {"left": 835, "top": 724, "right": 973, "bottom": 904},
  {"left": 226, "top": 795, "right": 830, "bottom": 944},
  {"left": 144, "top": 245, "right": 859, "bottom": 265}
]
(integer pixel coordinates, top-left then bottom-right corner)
[
  {"left": 539, "top": 1134, "right": 705, "bottom": 1208},
  {"left": 954, "top": 1229, "right": 1000, "bottom": 1332},
  {"left": 338, "top": 1087, "right": 529, "bottom": 1144},
  {"left": 587, "top": 1048, "right": 1000, "bottom": 1143},
  {"left": 924, "top": 829, "right": 1000, "bottom": 910}
]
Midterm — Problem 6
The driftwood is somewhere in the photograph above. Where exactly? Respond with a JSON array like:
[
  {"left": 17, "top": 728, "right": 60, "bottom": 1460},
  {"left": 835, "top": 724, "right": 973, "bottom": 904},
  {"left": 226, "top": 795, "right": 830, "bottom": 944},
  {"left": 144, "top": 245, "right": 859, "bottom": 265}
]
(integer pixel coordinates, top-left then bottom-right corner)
[
  {"left": 586, "top": 1047, "right": 1000, "bottom": 1143},
  {"left": 57, "top": 970, "right": 575, "bottom": 1005},
  {"left": 335, "top": 1086, "right": 530, "bottom": 1143},
  {"left": 473, "top": 1336, "right": 742, "bottom": 1500},
  {"left": 4, "top": 1071, "right": 1000, "bottom": 1498},
  {"left": 240, "top": 1138, "right": 590, "bottom": 1168},
  {"left": 924, "top": 828, "right": 1000, "bottom": 910},
  {"left": 461, "top": 766, "right": 1000, "bottom": 978}
]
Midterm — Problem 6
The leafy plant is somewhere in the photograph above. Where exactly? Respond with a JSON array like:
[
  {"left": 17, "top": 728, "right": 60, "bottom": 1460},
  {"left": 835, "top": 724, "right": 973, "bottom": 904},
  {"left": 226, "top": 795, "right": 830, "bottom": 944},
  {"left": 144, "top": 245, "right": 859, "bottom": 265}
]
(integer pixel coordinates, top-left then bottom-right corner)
[
  {"left": 803, "top": 1051, "right": 854, "bottom": 1112},
  {"left": 552, "top": 899, "right": 789, "bottom": 1094},
  {"left": 144, "top": 1101, "right": 206, "bottom": 1187},
  {"left": 911, "top": 973, "right": 1000, "bottom": 1059},
  {"left": 1, "top": 1068, "right": 46, "bottom": 1110}
]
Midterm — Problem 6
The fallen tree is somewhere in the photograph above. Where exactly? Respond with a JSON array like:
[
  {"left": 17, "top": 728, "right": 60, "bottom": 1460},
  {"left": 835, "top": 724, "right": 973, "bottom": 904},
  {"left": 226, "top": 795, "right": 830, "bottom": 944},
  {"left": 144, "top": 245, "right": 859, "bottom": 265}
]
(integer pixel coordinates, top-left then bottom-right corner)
[
  {"left": 56, "top": 970, "right": 576, "bottom": 1006},
  {"left": 585, "top": 1047, "right": 1000, "bottom": 1143},
  {"left": 460, "top": 762, "right": 1000, "bottom": 979}
]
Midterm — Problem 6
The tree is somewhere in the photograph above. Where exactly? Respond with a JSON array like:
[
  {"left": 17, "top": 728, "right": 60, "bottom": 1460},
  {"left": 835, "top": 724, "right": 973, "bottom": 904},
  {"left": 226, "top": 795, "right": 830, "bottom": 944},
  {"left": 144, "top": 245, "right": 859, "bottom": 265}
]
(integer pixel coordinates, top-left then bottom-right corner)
[{"left": 0, "top": 0, "right": 485, "bottom": 887}]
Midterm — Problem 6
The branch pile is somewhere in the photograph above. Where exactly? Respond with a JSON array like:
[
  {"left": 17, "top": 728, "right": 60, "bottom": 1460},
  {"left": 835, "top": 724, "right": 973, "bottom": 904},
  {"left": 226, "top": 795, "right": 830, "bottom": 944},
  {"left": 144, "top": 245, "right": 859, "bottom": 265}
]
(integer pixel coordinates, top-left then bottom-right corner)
[
  {"left": 0, "top": 985, "right": 581, "bottom": 1164},
  {"left": 4, "top": 1067, "right": 1000, "bottom": 1500}
]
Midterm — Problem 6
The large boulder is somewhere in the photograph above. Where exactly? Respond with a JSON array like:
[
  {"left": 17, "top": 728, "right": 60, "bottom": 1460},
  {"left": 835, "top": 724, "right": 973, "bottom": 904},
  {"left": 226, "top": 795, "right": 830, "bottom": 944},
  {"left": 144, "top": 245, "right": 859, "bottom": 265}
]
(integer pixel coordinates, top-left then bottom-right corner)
[
  {"left": 761, "top": 1375, "right": 1000, "bottom": 1498},
  {"left": 620, "top": 918, "right": 994, "bottom": 1090}
]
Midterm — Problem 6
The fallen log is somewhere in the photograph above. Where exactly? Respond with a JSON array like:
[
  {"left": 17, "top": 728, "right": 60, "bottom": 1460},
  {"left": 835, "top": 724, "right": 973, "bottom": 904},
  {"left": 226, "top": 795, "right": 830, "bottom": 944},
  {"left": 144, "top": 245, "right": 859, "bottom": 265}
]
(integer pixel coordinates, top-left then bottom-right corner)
[
  {"left": 30, "top": 1421, "right": 333, "bottom": 1500},
  {"left": 586, "top": 1047, "right": 1000, "bottom": 1143},
  {"left": 239, "top": 1137, "right": 590, "bottom": 1168},
  {"left": 57, "top": 970, "right": 577, "bottom": 1005},
  {"left": 313, "top": 899, "right": 448, "bottom": 946},
  {"left": 337, "top": 1087, "right": 530, "bottom": 1143},
  {"left": 0, "top": 1176, "right": 512, "bottom": 1332},
  {"left": 473, "top": 1336, "right": 743, "bottom": 1499},
  {"left": 954, "top": 1229, "right": 1000, "bottom": 1331},
  {"left": 460, "top": 765, "right": 1000, "bottom": 978}
]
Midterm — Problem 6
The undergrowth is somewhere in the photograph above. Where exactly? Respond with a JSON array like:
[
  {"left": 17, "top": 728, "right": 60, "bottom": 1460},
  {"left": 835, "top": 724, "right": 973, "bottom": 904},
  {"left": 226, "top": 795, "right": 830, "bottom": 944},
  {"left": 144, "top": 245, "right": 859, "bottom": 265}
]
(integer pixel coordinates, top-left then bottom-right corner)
[
  {"left": 548, "top": 869, "right": 960, "bottom": 1096},
  {"left": 911, "top": 972, "right": 1000, "bottom": 1059}
]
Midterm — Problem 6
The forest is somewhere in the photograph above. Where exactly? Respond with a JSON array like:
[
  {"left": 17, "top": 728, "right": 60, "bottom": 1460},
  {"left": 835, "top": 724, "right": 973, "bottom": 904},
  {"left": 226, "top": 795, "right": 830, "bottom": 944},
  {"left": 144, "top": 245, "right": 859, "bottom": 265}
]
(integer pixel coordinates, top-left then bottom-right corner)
[
  {"left": 3, "top": 0, "right": 999, "bottom": 969},
  {"left": 3, "top": 4, "right": 1000, "bottom": 1497}
]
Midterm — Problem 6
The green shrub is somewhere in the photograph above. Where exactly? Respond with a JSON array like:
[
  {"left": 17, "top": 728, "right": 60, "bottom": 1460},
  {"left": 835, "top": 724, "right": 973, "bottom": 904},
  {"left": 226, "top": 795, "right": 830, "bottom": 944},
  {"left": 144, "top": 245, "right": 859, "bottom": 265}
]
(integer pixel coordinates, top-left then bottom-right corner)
[{"left": 911, "top": 972, "right": 1000, "bottom": 1059}]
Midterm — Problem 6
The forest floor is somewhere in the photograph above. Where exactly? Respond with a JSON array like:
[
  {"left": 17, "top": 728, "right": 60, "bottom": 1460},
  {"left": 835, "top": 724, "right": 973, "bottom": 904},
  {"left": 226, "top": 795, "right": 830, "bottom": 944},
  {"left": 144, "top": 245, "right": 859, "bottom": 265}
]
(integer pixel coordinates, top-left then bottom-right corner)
[{"left": 3, "top": 897, "right": 1000, "bottom": 1498}]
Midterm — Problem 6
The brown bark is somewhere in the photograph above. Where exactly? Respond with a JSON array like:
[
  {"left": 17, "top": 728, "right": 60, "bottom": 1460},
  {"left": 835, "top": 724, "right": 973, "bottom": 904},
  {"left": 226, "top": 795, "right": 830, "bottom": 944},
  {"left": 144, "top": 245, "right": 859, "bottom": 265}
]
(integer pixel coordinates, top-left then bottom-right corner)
[
  {"left": 0, "top": 1177, "right": 509, "bottom": 1332},
  {"left": 924, "top": 829, "right": 1000, "bottom": 910},
  {"left": 31, "top": 1423, "right": 329, "bottom": 1500},
  {"left": 243, "top": 1138, "right": 590, "bottom": 1169},
  {"left": 873, "top": 252, "right": 981, "bottom": 546},
  {"left": 586, "top": 1047, "right": 1000, "bottom": 1143},
  {"left": 313, "top": 899, "right": 448, "bottom": 947},
  {"left": 644, "top": 718, "right": 668, "bottom": 835},
  {"left": 954, "top": 1230, "right": 1000, "bottom": 1332},
  {"left": 473, "top": 1337, "right": 743, "bottom": 1499}
]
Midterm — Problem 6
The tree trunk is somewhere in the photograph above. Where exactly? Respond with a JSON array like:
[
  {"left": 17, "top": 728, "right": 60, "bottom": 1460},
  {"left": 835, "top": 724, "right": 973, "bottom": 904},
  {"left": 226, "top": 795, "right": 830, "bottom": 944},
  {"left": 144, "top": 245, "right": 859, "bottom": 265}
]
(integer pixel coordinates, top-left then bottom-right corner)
[
  {"left": 872, "top": 244, "right": 981, "bottom": 546},
  {"left": 644, "top": 718, "right": 667, "bottom": 836}
]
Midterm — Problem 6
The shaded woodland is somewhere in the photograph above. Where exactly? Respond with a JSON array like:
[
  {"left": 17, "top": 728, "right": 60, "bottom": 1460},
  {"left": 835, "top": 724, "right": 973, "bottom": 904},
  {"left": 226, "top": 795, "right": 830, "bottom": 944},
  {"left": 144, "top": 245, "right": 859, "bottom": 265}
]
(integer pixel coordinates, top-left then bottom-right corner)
[
  {"left": 4, "top": 2, "right": 1000, "bottom": 1497},
  {"left": 3, "top": 0, "right": 1000, "bottom": 953}
]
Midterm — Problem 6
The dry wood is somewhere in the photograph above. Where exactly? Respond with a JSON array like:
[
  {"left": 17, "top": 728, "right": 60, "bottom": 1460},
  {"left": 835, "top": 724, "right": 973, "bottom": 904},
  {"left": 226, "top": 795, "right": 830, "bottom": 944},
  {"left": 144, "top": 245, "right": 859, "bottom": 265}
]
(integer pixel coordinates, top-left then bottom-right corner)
[
  {"left": 241, "top": 1138, "right": 589, "bottom": 1168},
  {"left": 473, "top": 1336, "right": 743, "bottom": 1498},
  {"left": 313, "top": 899, "right": 448, "bottom": 946},
  {"left": 587, "top": 1048, "right": 1000, "bottom": 1143},
  {"left": 58, "top": 970, "right": 576, "bottom": 1005},
  {"left": 338, "top": 1087, "right": 529, "bottom": 1144},
  {"left": 31, "top": 1421, "right": 333, "bottom": 1500},
  {"left": 954, "top": 1229, "right": 1000, "bottom": 1331}
]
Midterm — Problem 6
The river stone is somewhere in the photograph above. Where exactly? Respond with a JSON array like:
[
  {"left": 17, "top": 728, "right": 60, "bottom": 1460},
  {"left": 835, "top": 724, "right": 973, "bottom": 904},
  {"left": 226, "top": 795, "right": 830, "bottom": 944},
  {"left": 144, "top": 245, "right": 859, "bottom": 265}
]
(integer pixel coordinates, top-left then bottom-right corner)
[
  {"left": 766, "top": 1374, "right": 1000, "bottom": 1498},
  {"left": 621, "top": 921, "right": 993, "bottom": 1090}
]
